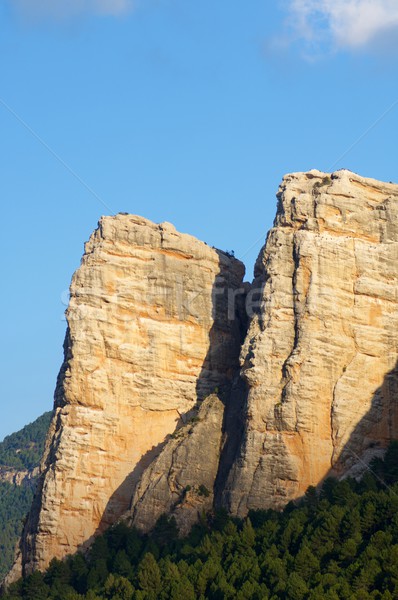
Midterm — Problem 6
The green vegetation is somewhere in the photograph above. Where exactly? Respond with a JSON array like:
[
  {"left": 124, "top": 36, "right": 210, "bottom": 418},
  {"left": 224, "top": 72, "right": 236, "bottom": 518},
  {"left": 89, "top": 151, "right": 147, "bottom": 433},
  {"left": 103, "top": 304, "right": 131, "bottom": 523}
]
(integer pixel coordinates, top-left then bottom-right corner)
[
  {"left": 312, "top": 176, "right": 332, "bottom": 197},
  {"left": 3, "top": 442, "right": 398, "bottom": 599},
  {"left": 198, "top": 485, "right": 210, "bottom": 498},
  {"left": 0, "top": 412, "right": 52, "bottom": 580},
  {"left": 0, "top": 483, "right": 36, "bottom": 582},
  {"left": 0, "top": 412, "right": 52, "bottom": 471}
]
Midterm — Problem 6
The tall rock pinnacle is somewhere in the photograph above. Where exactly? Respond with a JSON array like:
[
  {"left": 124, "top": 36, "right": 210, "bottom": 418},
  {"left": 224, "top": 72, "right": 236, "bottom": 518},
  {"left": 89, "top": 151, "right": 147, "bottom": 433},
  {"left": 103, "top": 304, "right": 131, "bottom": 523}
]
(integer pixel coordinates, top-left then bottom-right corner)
[
  {"left": 9, "top": 215, "right": 245, "bottom": 579},
  {"left": 223, "top": 169, "right": 398, "bottom": 515}
]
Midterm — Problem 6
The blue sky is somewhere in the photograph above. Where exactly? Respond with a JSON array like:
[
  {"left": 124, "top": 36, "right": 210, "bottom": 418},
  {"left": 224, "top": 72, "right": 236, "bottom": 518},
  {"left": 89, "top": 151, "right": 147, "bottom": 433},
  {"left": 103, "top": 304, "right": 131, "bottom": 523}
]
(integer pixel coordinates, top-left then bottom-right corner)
[{"left": 1, "top": 0, "right": 398, "bottom": 440}]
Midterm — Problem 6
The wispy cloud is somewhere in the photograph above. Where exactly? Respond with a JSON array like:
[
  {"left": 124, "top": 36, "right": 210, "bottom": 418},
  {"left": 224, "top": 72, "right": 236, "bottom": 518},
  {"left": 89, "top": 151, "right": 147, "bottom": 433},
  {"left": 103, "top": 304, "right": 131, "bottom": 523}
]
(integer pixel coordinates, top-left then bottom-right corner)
[
  {"left": 286, "top": 0, "right": 398, "bottom": 52},
  {"left": 10, "top": 0, "right": 134, "bottom": 22}
]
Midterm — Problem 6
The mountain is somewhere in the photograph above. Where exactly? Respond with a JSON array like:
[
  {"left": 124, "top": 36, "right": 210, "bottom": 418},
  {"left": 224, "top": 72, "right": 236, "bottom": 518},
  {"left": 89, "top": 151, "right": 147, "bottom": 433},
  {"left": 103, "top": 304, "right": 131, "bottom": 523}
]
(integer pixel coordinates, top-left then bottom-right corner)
[
  {"left": 0, "top": 412, "right": 52, "bottom": 579},
  {"left": 7, "top": 169, "right": 398, "bottom": 582}
]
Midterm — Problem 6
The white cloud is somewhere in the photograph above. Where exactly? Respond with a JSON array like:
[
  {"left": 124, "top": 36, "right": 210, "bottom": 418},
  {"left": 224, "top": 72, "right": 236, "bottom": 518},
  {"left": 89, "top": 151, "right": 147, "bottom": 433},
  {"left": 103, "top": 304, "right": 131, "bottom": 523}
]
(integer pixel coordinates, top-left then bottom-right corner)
[
  {"left": 11, "top": 0, "right": 133, "bottom": 22},
  {"left": 287, "top": 0, "right": 398, "bottom": 50}
]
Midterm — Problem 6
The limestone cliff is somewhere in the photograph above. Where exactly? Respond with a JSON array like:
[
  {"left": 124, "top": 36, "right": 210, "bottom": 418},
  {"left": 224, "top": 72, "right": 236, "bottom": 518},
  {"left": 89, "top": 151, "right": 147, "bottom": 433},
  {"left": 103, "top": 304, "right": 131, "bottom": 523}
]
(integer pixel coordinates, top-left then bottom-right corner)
[
  {"left": 9, "top": 169, "right": 398, "bottom": 582},
  {"left": 223, "top": 169, "right": 398, "bottom": 515},
  {"left": 120, "top": 168, "right": 398, "bottom": 532},
  {"left": 10, "top": 215, "right": 245, "bottom": 579}
]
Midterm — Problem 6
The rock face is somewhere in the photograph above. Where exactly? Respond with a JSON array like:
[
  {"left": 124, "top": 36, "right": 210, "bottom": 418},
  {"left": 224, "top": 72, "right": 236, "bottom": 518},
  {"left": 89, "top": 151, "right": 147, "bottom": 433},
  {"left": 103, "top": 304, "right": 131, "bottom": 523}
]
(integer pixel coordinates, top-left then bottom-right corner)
[
  {"left": 223, "top": 169, "right": 398, "bottom": 515},
  {"left": 130, "top": 394, "right": 224, "bottom": 535},
  {"left": 9, "top": 169, "right": 398, "bottom": 583},
  {"left": 11, "top": 215, "right": 245, "bottom": 578},
  {"left": 0, "top": 468, "right": 39, "bottom": 488}
]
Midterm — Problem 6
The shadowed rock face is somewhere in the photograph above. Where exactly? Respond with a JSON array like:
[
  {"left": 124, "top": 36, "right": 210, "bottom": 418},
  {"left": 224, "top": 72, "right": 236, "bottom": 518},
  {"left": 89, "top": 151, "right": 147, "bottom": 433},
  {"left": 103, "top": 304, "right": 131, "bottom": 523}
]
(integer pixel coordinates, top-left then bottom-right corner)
[
  {"left": 9, "top": 215, "right": 245, "bottom": 580},
  {"left": 129, "top": 394, "right": 225, "bottom": 536},
  {"left": 223, "top": 169, "right": 398, "bottom": 516}
]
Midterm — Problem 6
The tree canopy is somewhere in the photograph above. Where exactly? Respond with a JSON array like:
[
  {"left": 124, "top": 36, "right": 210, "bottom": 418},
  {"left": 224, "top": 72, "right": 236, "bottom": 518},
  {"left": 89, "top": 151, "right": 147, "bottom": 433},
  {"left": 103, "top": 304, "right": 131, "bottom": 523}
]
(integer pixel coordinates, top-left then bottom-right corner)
[
  {"left": 3, "top": 442, "right": 398, "bottom": 599},
  {"left": 0, "top": 411, "right": 52, "bottom": 580},
  {"left": 0, "top": 412, "right": 52, "bottom": 471}
]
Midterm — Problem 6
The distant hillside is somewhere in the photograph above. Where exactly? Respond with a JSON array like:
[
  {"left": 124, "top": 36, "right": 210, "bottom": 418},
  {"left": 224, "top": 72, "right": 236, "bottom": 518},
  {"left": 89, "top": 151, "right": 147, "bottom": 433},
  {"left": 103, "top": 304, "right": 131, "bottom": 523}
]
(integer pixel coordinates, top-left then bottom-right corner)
[
  {"left": 0, "top": 412, "right": 52, "bottom": 580},
  {"left": 0, "top": 412, "right": 52, "bottom": 471}
]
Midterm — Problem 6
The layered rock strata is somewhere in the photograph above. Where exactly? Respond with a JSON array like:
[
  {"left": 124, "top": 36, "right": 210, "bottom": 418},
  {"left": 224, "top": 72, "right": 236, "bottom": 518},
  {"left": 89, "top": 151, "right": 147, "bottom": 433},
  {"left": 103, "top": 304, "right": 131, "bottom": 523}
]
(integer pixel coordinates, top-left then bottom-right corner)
[
  {"left": 223, "top": 169, "right": 398, "bottom": 515},
  {"left": 10, "top": 215, "right": 245, "bottom": 579}
]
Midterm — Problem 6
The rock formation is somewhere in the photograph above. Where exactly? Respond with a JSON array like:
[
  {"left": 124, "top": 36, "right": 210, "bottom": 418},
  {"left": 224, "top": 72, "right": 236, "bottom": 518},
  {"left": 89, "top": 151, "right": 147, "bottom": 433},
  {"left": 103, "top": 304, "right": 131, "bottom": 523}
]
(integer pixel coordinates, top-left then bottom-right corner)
[
  {"left": 9, "top": 215, "right": 245, "bottom": 580},
  {"left": 130, "top": 394, "right": 224, "bottom": 535},
  {"left": 8, "top": 169, "right": 398, "bottom": 583},
  {"left": 0, "top": 467, "right": 39, "bottom": 489},
  {"left": 223, "top": 169, "right": 398, "bottom": 515}
]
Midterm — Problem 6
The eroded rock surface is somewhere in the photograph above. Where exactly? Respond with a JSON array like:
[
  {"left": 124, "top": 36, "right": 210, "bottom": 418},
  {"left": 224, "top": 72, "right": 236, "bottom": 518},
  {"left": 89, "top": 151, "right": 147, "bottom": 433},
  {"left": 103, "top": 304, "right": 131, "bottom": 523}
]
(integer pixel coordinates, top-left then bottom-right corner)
[
  {"left": 9, "top": 169, "right": 398, "bottom": 584},
  {"left": 130, "top": 394, "right": 224, "bottom": 535},
  {"left": 0, "top": 468, "right": 39, "bottom": 488},
  {"left": 223, "top": 169, "right": 398, "bottom": 515},
  {"left": 12, "top": 215, "right": 245, "bottom": 578}
]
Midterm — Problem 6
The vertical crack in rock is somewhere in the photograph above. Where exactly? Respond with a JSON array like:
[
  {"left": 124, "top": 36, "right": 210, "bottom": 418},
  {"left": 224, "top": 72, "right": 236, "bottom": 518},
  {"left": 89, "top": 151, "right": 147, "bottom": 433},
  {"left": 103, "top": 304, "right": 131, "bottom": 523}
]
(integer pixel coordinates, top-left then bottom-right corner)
[{"left": 280, "top": 236, "right": 303, "bottom": 412}]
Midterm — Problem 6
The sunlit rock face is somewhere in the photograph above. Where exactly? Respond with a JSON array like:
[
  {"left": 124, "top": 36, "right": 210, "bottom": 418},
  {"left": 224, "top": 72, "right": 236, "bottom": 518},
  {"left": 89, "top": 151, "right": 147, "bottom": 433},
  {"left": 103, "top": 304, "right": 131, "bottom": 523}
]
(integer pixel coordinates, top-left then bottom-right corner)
[
  {"left": 223, "top": 169, "right": 398, "bottom": 516},
  {"left": 10, "top": 215, "right": 245, "bottom": 578},
  {"left": 8, "top": 169, "right": 398, "bottom": 585}
]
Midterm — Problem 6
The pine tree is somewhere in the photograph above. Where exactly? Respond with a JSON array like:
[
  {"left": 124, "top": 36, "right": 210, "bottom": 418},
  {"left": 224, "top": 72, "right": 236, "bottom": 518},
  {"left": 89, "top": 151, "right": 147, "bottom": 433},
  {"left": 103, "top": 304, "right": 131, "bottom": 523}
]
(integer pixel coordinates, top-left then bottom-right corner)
[{"left": 137, "top": 553, "right": 162, "bottom": 596}]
